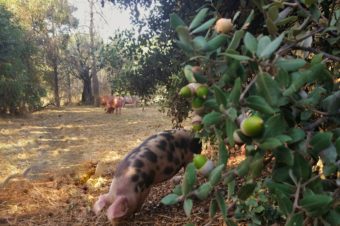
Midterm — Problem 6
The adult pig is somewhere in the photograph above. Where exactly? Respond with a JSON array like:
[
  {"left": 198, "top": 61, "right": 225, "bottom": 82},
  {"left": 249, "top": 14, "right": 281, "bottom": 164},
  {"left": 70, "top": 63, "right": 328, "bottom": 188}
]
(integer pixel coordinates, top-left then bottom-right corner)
[{"left": 93, "top": 129, "right": 201, "bottom": 222}]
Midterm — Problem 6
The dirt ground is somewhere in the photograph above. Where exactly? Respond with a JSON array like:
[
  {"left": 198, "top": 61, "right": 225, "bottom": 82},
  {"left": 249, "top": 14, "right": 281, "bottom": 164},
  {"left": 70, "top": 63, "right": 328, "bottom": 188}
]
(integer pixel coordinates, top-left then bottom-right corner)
[{"left": 0, "top": 106, "right": 241, "bottom": 226}]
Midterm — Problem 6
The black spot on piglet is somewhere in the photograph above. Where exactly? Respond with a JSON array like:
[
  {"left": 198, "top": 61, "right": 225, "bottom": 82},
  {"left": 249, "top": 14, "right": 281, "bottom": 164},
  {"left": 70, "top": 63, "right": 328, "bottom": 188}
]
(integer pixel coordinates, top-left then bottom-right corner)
[
  {"left": 159, "top": 132, "right": 174, "bottom": 141},
  {"left": 131, "top": 174, "right": 139, "bottom": 182},
  {"left": 157, "top": 140, "right": 168, "bottom": 151},
  {"left": 143, "top": 149, "right": 158, "bottom": 163},
  {"left": 190, "top": 138, "right": 202, "bottom": 154},
  {"left": 133, "top": 159, "right": 144, "bottom": 168},
  {"left": 163, "top": 166, "right": 174, "bottom": 175},
  {"left": 141, "top": 170, "right": 155, "bottom": 187}
]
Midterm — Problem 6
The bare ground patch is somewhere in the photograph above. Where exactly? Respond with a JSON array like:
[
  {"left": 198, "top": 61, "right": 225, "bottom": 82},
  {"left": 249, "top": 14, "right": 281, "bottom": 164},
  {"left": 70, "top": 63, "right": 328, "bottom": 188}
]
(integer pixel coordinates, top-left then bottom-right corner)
[{"left": 0, "top": 106, "right": 241, "bottom": 226}]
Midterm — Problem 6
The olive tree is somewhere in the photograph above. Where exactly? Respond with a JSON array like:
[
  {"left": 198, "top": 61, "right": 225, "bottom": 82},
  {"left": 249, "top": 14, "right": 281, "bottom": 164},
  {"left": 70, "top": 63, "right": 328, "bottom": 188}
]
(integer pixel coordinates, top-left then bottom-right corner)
[{"left": 161, "top": 1, "right": 340, "bottom": 225}]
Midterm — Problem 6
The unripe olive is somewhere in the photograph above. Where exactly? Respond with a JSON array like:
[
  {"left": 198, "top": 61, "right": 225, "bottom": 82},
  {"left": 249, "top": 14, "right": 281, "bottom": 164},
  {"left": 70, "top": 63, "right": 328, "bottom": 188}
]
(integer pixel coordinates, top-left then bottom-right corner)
[{"left": 240, "top": 115, "right": 264, "bottom": 137}]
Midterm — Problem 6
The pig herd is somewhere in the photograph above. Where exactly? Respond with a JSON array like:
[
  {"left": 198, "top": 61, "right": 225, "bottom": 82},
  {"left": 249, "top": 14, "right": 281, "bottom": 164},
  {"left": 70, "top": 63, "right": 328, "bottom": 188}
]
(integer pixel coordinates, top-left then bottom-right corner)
[
  {"left": 100, "top": 95, "right": 139, "bottom": 114},
  {"left": 93, "top": 129, "right": 202, "bottom": 224}
]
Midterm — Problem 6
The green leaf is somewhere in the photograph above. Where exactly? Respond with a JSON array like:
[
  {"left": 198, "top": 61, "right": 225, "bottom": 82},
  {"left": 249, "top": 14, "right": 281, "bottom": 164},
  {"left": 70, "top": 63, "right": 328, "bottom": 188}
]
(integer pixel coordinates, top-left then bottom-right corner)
[
  {"left": 222, "top": 53, "right": 251, "bottom": 61},
  {"left": 276, "top": 58, "right": 306, "bottom": 72},
  {"left": 310, "top": 132, "right": 333, "bottom": 157},
  {"left": 256, "top": 36, "right": 271, "bottom": 57},
  {"left": 325, "top": 210, "right": 340, "bottom": 226},
  {"left": 268, "top": 5, "right": 279, "bottom": 20},
  {"left": 184, "top": 198, "right": 193, "bottom": 217},
  {"left": 195, "top": 182, "right": 213, "bottom": 200},
  {"left": 209, "top": 164, "right": 225, "bottom": 186},
  {"left": 277, "top": 193, "right": 293, "bottom": 215},
  {"left": 238, "top": 183, "right": 256, "bottom": 201},
  {"left": 215, "top": 191, "right": 228, "bottom": 222},
  {"left": 258, "top": 33, "right": 284, "bottom": 59},
  {"left": 300, "top": 193, "right": 333, "bottom": 217},
  {"left": 207, "top": 34, "right": 229, "bottom": 51},
  {"left": 243, "top": 9, "right": 255, "bottom": 28},
  {"left": 283, "top": 71, "right": 308, "bottom": 96},
  {"left": 191, "top": 17, "right": 217, "bottom": 34},
  {"left": 170, "top": 13, "right": 186, "bottom": 29},
  {"left": 189, "top": 8, "right": 209, "bottom": 30},
  {"left": 184, "top": 65, "right": 196, "bottom": 83},
  {"left": 285, "top": 212, "right": 303, "bottom": 226},
  {"left": 272, "top": 166, "right": 290, "bottom": 182},
  {"left": 226, "top": 107, "right": 237, "bottom": 121},
  {"left": 176, "top": 26, "right": 193, "bottom": 50},
  {"left": 204, "top": 99, "right": 219, "bottom": 111},
  {"left": 263, "top": 114, "right": 288, "bottom": 138},
  {"left": 175, "top": 40, "right": 194, "bottom": 53},
  {"left": 236, "top": 157, "right": 251, "bottom": 176},
  {"left": 193, "top": 36, "right": 209, "bottom": 51},
  {"left": 266, "top": 18, "right": 278, "bottom": 35},
  {"left": 275, "top": 135, "right": 292, "bottom": 143},
  {"left": 213, "top": 85, "right": 227, "bottom": 107},
  {"left": 276, "top": 68, "right": 291, "bottom": 89},
  {"left": 227, "top": 179, "right": 235, "bottom": 199},
  {"left": 226, "top": 118, "right": 237, "bottom": 146},
  {"left": 245, "top": 95, "right": 277, "bottom": 115},
  {"left": 203, "top": 111, "right": 223, "bottom": 127},
  {"left": 218, "top": 139, "right": 229, "bottom": 165},
  {"left": 275, "top": 16, "right": 298, "bottom": 26},
  {"left": 244, "top": 32, "right": 257, "bottom": 54},
  {"left": 260, "top": 137, "right": 283, "bottom": 150},
  {"left": 321, "top": 91, "right": 340, "bottom": 115},
  {"left": 319, "top": 144, "right": 337, "bottom": 165},
  {"left": 256, "top": 73, "right": 281, "bottom": 107},
  {"left": 228, "top": 78, "right": 241, "bottom": 106},
  {"left": 228, "top": 30, "right": 245, "bottom": 50},
  {"left": 274, "top": 146, "right": 294, "bottom": 166},
  {"left": 182, "top": 163, "right": 196, "bottom": 195},
  {"left": 287, "top": 128, "right": 305, "bottom": 144},
  {"left": 161, "top": 194, "right": 180, "bottom": 205},
  {"left": 266, "top": 180, "right": 295, "bottom": 197},
  {"left": 293, "top": 153, "right": 311, "bottom": 181},
  {"left": 249, "top": 153, "right": 264, "bottom": 178},
  {"left": 209, "top": 199, "right": 218, "bottom": 218},
  {"left": 172, "top": 184, "right": 182, "bottom": 195},
  {"left": 336, "top": 137, "right": 340, "bottom": 156}
]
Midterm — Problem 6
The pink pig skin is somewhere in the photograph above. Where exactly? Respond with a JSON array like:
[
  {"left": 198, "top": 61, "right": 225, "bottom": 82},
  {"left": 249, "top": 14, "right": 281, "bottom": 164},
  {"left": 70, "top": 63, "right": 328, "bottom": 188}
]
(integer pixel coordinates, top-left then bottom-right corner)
[{"left": 93, "top": 129, "right": 201, "bottom": 223}]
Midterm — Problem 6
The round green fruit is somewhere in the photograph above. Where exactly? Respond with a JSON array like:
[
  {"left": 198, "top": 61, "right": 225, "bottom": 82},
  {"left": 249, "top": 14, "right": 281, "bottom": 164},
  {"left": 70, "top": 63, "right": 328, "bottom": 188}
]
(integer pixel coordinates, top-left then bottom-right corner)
[
  {"left": 193, "top": 154, "right": 208, "bottom": 169},
  {"left": 179, "top": 86, "right": 192, "bottom": 98},
  {"left": 196, "top": 86, "right": 208, "bottom": 99},
  {"left": 191, "top": 96, "right": 204, "bottom": 109},
  {"left": 240, "top": 115, "right": 264, "bottom": 137}
]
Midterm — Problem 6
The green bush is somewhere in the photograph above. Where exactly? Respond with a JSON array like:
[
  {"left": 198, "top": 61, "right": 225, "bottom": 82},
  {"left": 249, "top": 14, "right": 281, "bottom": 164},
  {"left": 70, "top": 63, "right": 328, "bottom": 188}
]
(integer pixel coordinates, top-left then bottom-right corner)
[
  {"left": 0, "top": 5, "right": 45, "bottom": 114},
  {"left": 162, "top": 1, "right": 340, "bottom": 225}
]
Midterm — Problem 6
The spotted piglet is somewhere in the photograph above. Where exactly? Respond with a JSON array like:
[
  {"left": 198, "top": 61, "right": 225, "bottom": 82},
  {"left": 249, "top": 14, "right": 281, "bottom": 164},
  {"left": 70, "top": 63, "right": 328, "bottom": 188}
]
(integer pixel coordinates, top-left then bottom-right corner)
[{"left": 93, "top": 129, "right": 201, "bottom": 222}]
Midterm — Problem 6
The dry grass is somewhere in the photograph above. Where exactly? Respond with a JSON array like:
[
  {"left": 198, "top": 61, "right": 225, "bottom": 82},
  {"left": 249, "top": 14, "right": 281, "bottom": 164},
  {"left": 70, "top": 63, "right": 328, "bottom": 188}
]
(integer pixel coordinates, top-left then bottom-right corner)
[{"left": 0, "top": 106, "right": 243, "bottom": 226}]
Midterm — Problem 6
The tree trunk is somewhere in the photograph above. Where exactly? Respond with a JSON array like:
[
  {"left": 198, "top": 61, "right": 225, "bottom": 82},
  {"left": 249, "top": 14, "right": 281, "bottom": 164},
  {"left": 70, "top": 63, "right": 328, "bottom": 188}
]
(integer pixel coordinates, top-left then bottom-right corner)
[
  {"left": 81, "top": 69, "right": 93, "bottom": 105},
  {"left": 89, "top": 0, "right": 100, "bottom": 107},
  {"left": 66, "top": 71, "right": 72, "bottom": 105},
  {"left": 53, "top": 61, "right": 60, "bottom": 107}
]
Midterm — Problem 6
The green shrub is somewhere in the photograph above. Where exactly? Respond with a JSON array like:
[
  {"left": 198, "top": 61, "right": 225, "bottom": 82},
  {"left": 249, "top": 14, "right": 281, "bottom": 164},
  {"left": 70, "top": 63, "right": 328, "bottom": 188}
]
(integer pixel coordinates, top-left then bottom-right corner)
[{"left": 162, "top": 1, "right": 340, "bottom": 225}]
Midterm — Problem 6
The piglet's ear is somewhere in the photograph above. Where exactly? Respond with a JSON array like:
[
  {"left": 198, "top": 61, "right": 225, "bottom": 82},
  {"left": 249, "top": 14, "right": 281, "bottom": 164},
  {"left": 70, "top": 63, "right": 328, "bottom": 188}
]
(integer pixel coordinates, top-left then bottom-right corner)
[{"left": 106, "top": 195, "right": 129, "bottom": 221}]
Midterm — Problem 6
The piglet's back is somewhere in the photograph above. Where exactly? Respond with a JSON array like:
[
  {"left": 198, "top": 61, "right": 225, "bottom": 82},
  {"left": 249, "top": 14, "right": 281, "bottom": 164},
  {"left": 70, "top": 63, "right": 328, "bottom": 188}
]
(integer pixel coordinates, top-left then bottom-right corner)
[{"left": 114, "top": 129, "right": 201, "bottom": 193}]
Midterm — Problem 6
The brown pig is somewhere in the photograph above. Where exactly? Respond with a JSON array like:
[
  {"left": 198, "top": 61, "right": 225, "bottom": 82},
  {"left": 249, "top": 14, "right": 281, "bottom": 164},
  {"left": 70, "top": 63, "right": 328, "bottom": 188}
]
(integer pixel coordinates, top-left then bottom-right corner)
[{"left": 93, "top": 129, "right": 201, "bottom": 222}]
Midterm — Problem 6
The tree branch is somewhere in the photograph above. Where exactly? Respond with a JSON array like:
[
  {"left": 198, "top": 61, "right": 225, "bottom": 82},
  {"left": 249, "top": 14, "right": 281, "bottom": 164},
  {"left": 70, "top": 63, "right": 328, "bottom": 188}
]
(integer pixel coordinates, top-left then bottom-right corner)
[
  {"left": 291, "top": 46, "right": 340, "bottom": 62},
  {"left": 277, "top": 27, "right": 325, "bottom": 56}
]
